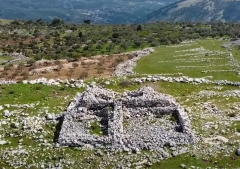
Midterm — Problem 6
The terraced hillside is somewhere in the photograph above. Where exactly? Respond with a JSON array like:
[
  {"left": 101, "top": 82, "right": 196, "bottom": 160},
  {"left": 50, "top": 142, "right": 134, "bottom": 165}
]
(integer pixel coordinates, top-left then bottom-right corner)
[
  {"left": 0, "top": 39, "right": 240, "bottom": 168},
  {"left": 135, "top": 39, "right": 240, "bottom": 81}
]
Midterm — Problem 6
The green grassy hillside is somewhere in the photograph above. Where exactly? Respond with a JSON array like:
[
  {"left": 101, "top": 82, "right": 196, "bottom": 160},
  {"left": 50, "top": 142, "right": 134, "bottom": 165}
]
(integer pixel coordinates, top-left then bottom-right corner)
[{"left": 135, "top": 39, "right": 240, "bottom": 81}]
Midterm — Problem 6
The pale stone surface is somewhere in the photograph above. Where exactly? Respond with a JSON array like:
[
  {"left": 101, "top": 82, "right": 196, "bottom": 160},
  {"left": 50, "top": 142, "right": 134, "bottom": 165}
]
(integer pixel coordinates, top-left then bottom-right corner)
[
  {"left": 58, "top": 86, "right": 195, "bottom": 152},
  {"left": 112, "top": 48, "right": 154, "bottom": 76}
]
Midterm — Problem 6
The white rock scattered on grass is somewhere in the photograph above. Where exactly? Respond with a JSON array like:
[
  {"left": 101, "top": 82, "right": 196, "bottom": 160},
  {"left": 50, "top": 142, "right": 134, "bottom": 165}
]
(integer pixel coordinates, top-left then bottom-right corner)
[
  {"left": 1, "top": 121, "right": 7, "bottom": 125},
  {"left": 3, "top": 110, "right": 11, "bottom": 117},
  {"left": 0, "top": 80, "right": 16, "bottom": 85},
  {"left": 11, "top": 122, "right": 20, "bottom": 128},
  {"left": 0, "top": 140, "right": 7, "bottom": 145},
  {"left": 46, "top": 114, "right": 55, "bottom": 120},
  {"left": 105, "top": 81, "right": 110, "bottom": 85},
  {"left": 236, "top": 148, "right": 240, "bottom": 156},
  {"left": 54, "top": 143, "right": 60, "bottom": 148},
  {"left": 82, "top": 144, "right": 94, "bottom": 150},
  {"left": 180, "top": 164, "right": 186, "bottom": 168}
]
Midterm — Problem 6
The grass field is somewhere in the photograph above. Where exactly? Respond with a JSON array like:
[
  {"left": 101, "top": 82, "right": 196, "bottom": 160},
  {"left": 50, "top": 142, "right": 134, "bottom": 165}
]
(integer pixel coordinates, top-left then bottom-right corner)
[
  {"left": 0, "top": 55, "right": 12, "bottom": 65},
  {"left": 1, "top": 38, "right": 240, "bottom": 168},
  {"left": 135, "top": 39, "right": 240, "bottom": 81},
  {"left": 134, "top": 39, "right": 240, "bottom": 168},
  {"left": 0, "top": 80, "right": 240, "bottom": 168}
]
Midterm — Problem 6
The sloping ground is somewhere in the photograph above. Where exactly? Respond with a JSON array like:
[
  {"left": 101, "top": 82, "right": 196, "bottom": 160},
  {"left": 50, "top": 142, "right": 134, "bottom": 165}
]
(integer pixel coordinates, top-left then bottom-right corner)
[
  {"left": 141, "top": 0, "right": 240, "bottom": 22},
  {"left": 58, "top": 86, "right": 195, "bottom": 152},
  {"left": 0, "top": 39, "right": 240, "bottom": 168},
  {"left": 0, "top": 54, "right": 129, "bottom": 81},
  {"left": 0, "top": 48, "right": 155, "bottom": 81},
  {"left": 0, "top": 0, "right": 171, "bottom": 24},
  {"left": 135, "top": 39, "right": 240, "bottom": 81}
]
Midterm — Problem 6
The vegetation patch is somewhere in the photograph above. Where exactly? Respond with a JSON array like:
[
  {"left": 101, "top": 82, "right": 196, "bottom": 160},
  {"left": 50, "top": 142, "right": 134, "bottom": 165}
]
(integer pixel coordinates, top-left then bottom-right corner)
[
  {"left": 230, "top": 121, "right": 240, "bottom": 133},
  {"left": 135, "top": 39, "right": 240, "bottom": 81},
  {"left": 151, "top": 153, "right": 240, "bottom": 169},
  {"left": 89, "top": 121, "right": 103, "bottom": 136},
  {"left": 1, "top": 19, "right": 240, "bottom": 168}
]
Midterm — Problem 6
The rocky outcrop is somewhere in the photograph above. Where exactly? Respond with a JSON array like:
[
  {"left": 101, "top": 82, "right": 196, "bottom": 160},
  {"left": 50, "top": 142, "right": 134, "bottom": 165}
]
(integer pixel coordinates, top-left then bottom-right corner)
[{"left": 58, "top": 86, "right": 195, "bottom": 152}]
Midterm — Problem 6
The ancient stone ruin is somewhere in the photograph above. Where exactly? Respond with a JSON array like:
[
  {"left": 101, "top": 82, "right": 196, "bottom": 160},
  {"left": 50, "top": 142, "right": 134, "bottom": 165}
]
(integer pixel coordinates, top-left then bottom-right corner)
[{"left": 58, "top": 86, "right": 195, "bottom": 152}]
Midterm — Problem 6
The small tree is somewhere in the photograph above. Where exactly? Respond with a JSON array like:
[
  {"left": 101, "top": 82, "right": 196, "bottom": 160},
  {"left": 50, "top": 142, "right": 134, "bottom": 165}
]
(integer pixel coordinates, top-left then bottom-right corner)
[
  {"left": 106, "top": 43, "right": 114, "bottom": 52},
  {"left": 36, "top": 18, "right": 42, "bottom": 23},
  {"left": 137, "top": 25, "right": 142, "bottom": 31},
  {"left": 96, "top": 44, "right": 102, "bottom": 51},
  {"left": 120, "top": 42, "right": 128, "bottom": 50},
  {"left": 51, "top": 18, "right": 63, "bottom": 26},
  {"left": 134, "top": 40, "right": 142, "bottom": 48},
  {"left": 72, "top": 62, "right": 79, "bottom": 68},
  {"left": 79, "top": 31, "right": 83, "bottom": 38},
  {"left": 83, "top": 20, "right": 91, "bottom": 24},
  {"left": 79, "top": 71, "right": 89, "bottom": 79},
  {"left": 112, "top": 33, "right": 120, "bottom": 38}
]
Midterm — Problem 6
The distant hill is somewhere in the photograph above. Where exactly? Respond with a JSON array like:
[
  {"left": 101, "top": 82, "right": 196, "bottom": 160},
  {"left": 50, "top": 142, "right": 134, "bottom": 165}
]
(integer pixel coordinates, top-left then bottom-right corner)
[
  {"left": 141, "top": 0, "right": 240, "bottom": 23},
  {"left": 0, "top": 0, "right": 177, "bottom": 24}
]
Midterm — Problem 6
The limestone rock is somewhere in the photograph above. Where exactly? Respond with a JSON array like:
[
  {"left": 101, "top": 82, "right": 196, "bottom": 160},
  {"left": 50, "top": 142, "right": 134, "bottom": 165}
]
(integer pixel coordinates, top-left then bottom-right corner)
[
  {"left": 112, "top": 48, "right": 154, "bottom": 76},
  {"left": 57, "top": 86, "right": 195, "bottom": 153},
  {"left": 0, "top": 140, "right": 7, "bottom": 145},
  {"left": 46, "top": 114, "right": 55, "bottom": 120},
  {"left": 3, "top": 110, "right": 11, "bottom": 117},
  {"left": 236, "top": 148, "right": 240, "bottom": 156}
]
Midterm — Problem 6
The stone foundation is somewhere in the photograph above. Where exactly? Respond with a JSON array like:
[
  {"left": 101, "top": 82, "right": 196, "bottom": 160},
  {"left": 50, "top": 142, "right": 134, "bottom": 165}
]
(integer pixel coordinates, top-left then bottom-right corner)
[{"left": 58, "top": 86, "right": 195, "bottom": 151}]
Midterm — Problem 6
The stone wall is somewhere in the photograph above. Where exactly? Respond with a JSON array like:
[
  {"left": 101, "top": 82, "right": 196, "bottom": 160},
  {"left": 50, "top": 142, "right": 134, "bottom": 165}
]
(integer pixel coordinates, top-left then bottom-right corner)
[
  {"left": 108, "top": 101, "right": 123, "bottom": 145},
  {"left": 112, "top": 48, "right": 154, "bottom": 76},
  {"left": 58, "top": 86, "right": 196, "bottom": 152}
]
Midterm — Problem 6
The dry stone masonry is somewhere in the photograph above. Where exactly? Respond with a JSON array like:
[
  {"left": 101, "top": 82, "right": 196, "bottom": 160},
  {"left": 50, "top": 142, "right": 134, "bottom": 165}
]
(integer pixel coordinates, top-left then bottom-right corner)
[
  {"left": 58, "top": 86, "right": 195, "bottom": 152},
  {"left": 112, "top": 48, "right": 154, "bottom": 76},
  {"left": 132, "top": 75, "right": 240, "bottom": 87}
]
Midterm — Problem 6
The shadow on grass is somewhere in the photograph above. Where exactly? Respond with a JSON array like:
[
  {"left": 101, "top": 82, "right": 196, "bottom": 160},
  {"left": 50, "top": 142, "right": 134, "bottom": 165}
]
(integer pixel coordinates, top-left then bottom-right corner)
[{"left": 53, "top": 117, "right": 64, "bottom": 143}]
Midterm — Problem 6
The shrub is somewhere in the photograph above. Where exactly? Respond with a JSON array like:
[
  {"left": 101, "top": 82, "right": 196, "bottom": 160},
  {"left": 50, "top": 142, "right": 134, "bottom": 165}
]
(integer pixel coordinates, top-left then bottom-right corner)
[
  {"left": 79, "top": 71, "right": 88, "bottom": 79},
  {"left": 72, "top": 62, "right": 79, "bottom": 68},
  {"left": 34, "top": 85, "right": 42, "bottom": 90},
  {"left": 115, "top": 57, "right": 124, "bottom": 64},
  {"left": 119, "top": 80, "right": 133, "bottom": 87},
  {"left": 228, "top": 112, "right": 236, "bottom": 117},
  {"left": 97, "top": 67, "right": 105, "bottom": 74},
  {"left": 3, "top": 65, "right": 11, "bottom": 71}
]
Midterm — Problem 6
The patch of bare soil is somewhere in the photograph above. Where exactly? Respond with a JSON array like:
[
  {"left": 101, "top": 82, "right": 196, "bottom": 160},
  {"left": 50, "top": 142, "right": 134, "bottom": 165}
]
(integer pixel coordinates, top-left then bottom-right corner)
[{"left": 0, "top": 54, "right": 129, "bottom": 81}]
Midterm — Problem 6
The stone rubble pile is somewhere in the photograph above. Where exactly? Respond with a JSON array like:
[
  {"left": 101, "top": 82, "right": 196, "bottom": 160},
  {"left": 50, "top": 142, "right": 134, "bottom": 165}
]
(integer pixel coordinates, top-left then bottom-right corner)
[
  {"left": 58, "top": 86, "right": 195, "bottom": 153},
  {"left": 221, "top": 38, "right": 240, "bottom": 49},
  {"left": 174, "top": 47, "right": 226, "bottom": 57},
  {"left": 0, "top": 52, "right": 28, "bottom": 65},
  {"left": 0, "top": 80, "right": 16, "bottom": 85},
  {"left": 197, "top": 90, "right": 240, "bottom": 98},
  {"left": 112, "top": 48, "right": 154, "bottom": 76},
  {"left": 132, "top": 75, "right": 240, "bottom": 87},
  {"left": 23, "top": 78, "right": 86, "bottom": 87},
  {"left": 1, "top": 74, "right": 240, "bottom": 89},
  {"left": 0, "top": 78, "right": 86, "bottom": 88},
  {"left": 132, "top": 75, "right": 211, "bottom": 84},
  {"left": 201, "top": 102, "right": 222, "bottom": 114},
  {"left": 176, "top": 47, "right": 206, "bottom": 53}
]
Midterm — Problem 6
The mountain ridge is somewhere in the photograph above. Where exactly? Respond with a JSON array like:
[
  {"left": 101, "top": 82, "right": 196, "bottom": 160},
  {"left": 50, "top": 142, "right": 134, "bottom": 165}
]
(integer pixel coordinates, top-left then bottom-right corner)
[
  {"left": 0, "top": 0, "right": 177, "bottom": 24},
  {"left": 141, "top": 0, "right": 240, "bottom": 23}
]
